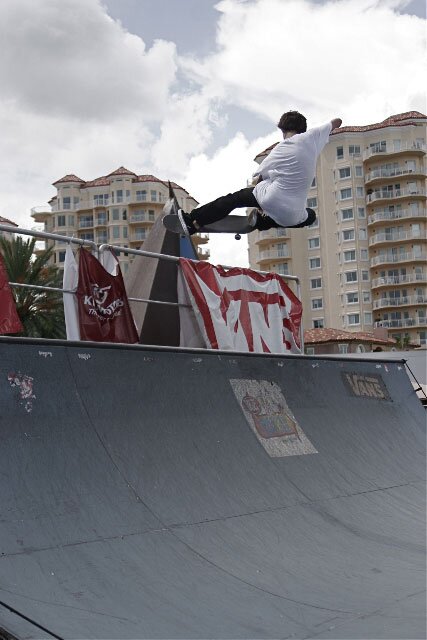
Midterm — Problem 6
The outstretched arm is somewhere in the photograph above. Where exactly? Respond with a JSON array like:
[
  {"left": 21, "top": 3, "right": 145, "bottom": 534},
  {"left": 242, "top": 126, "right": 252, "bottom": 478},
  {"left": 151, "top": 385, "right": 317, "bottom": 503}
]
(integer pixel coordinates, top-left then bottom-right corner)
[{"left": 331, "top": 118, "right": 342, "bottom": 130}]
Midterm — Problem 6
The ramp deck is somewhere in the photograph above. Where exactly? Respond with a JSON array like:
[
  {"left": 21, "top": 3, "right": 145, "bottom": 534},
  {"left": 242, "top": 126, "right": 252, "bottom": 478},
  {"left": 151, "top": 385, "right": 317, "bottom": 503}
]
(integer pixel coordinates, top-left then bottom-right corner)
[{"left": 0, "top": 337, "right": 425, "bottom": 639}]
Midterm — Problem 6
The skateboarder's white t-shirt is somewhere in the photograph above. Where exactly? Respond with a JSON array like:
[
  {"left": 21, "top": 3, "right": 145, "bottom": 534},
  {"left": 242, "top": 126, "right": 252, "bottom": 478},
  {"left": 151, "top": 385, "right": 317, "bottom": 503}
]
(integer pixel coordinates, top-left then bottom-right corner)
[{"left": 253, "top": 122, "right": 333, "bottom": 225}]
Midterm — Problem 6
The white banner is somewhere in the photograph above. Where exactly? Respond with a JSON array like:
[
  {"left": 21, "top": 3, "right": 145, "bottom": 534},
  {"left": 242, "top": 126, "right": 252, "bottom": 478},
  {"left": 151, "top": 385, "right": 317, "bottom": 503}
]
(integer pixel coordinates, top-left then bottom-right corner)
[{"left": 179, "top": 259, "right": 302, "bottom": 354}]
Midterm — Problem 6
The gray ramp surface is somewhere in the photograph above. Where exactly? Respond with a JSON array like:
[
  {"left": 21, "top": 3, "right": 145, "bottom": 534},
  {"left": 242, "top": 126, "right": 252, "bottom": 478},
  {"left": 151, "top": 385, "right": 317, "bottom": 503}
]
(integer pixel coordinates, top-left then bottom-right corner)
[{"left": 0, "top": 337, "right": 425, "bottom": 639}]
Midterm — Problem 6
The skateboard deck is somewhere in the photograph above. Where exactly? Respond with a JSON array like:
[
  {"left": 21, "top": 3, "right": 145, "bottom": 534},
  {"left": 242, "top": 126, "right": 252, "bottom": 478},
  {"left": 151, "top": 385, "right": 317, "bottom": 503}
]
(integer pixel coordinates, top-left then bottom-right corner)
[{"left": 163, "top": 212, "right": 254, "bottom": 236}]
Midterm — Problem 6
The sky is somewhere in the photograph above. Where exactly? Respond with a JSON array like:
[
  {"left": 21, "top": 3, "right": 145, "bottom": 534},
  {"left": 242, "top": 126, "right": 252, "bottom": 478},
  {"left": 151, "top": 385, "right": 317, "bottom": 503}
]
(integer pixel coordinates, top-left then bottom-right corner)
[{"left": 0, "top": 0, "right": 425, "bottom": 267}]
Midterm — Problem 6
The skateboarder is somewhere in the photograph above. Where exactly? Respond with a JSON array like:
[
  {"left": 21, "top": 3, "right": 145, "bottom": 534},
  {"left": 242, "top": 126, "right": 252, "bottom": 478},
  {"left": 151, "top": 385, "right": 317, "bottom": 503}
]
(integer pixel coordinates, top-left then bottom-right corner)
[{"left": 179, "top": 111, "right": 342, "bottom": 234}]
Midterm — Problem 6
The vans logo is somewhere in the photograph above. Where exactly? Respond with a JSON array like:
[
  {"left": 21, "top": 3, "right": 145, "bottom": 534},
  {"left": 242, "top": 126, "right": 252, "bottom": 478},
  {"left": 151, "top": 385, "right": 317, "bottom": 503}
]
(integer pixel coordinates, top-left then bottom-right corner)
[{"left": 341, "top": 372, "right": 391, "bottom": 401}]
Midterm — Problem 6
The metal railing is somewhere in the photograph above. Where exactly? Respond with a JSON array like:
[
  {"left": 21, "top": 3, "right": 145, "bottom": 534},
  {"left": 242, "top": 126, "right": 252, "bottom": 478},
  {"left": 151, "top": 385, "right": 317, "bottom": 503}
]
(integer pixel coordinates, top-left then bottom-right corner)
[{"left": 0, "top": 223, "right": 304, "bottom": 350}]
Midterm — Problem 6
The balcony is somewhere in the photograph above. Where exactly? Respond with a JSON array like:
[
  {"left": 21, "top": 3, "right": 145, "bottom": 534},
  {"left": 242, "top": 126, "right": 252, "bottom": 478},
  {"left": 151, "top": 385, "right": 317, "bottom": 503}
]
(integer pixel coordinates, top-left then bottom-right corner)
[
  {"left": 258, "top": 249, "right": 291, "bottom": 263},
  {"left": 369, "top": 230, "right": 427, "bottom": 246},
  {"left": 370, "top": 251, "right": 427, "bottom": 267},
  {"left": 363, "top": 141, "right": 426, "bottom": 161},
  {"left": 368, "top": 208, "right": 426, "bottom": 225},
  {"left": 79, "top": 219, "right": 94, "bottom": 229},
  {"left": 371, "top": 273, "right": 427, "bottom": 288},
  {"left": 374, "top": 317, "right": 426, "bottom": 329},
  {"left": 255, "top": 228, "right": 289, "bottom": 245},
  {"left": 373, "top": 295, "right": 427, "bottom": 310},
  {"left": 94, "top": 216, "right": 108, "bottom": 227},
  {"left": 364, "top": 166, "right": 426, "bottom": 185},
  {"left": 31, "top": 206, "right": 52, "bottom": 220},
  {"left": 129, "top": 213, "right": 155, "bottom": 224},
  {"left": 366, "top": 187, "right": 425, "bottom": 204},
  {"left": 130, "top": 232, "right": 147, "bottom": 243}
]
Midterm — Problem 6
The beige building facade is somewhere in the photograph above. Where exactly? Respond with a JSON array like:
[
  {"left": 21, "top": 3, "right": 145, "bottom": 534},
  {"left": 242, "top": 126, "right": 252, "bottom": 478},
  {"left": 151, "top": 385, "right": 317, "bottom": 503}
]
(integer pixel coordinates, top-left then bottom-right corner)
[
  {"left": 32, "top": 167, "right": 207, "bottom": 271},
  {"left": 248, "top": 111, "right": 427, "bottom": 347}
]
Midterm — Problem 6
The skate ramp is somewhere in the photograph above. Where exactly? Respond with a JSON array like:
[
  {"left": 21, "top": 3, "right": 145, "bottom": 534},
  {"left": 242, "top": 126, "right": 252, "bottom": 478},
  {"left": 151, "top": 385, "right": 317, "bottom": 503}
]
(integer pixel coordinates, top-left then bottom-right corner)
[{"left": 0, "top": 337, "right": 425, "bottom": 639}]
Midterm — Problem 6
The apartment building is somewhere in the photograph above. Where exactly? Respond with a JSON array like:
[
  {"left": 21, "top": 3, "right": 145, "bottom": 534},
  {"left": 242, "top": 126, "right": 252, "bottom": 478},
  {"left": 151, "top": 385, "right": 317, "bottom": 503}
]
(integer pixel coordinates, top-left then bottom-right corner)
[
  {"left": 31, "top": 167, "right": 208, "bottom": 271},
  {"left": 248, "top": 111, "right": 427, "bottom": 347},
  {"left": 0, "top": 216, "right": 18, "bottom": 241}
]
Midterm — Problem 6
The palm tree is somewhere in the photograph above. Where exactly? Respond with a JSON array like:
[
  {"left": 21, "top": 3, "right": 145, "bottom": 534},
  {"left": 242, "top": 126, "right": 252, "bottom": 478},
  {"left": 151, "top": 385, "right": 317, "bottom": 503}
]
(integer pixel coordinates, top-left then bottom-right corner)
[{"left": 0, "top": 236, "right": 66, "bottom": 338}]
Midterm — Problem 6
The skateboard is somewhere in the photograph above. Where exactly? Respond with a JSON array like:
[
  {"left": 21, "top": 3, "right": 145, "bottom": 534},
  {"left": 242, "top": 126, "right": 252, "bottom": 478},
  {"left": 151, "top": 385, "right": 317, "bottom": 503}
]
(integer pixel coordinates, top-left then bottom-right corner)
[{"left": 163, "top": 211, "right": 255, "bottom": 239}]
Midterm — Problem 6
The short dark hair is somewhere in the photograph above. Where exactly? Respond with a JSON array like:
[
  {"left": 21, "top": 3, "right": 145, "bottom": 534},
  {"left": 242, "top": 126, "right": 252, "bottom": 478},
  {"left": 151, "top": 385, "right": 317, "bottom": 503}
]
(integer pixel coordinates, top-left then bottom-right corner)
[{"left": 277, "top": 111, "right": 307, "bottom": 134}]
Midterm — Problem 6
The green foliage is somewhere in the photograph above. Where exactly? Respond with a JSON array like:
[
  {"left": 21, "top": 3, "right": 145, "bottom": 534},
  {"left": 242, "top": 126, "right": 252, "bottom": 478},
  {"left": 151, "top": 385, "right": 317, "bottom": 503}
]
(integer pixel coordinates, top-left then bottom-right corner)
[
  {"left": 395, "top": 334, "right": 411, "bottom": 350},
  {"left": 0, "top": 235, "right": 66, "bottom": 339}
]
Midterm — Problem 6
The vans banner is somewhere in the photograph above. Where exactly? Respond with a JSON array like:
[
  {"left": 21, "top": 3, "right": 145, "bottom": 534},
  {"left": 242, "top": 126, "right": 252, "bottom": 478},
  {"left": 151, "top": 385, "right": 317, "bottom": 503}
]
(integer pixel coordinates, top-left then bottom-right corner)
[{"left": 179, "top": 259, "right": 302, "bottom": 354}]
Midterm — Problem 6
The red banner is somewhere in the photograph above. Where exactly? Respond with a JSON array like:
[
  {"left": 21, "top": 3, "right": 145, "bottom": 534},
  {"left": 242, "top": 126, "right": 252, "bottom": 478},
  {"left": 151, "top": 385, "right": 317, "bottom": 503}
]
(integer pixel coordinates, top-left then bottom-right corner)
[
  {"left": 0, "top": 253, "right": 23, "bottom": 335},
  {"left": 179, "top": 259, "right": 302, "bottom": 353},
  {"left": 76, "top": 249, "right": 138, "bottom": 343}
]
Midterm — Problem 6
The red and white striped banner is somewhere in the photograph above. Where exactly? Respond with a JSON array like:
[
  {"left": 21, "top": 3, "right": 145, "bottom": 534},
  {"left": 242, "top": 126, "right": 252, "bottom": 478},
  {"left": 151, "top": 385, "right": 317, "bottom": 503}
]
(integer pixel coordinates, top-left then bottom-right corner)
[{"left": 179, "top": 259, "right": 302, "bottom": 353}]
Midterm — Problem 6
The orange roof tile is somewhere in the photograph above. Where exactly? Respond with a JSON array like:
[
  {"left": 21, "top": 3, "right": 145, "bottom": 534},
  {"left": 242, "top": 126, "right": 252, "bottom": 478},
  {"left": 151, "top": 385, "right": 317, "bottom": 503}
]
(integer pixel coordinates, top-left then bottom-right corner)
[
  {"left": 0, "top": 215, "right": 18, "bottom": 227},
  {"left": 304, "top": 328, "right": 395, "bottom": 345},
  {"left": 106, "top": 166, "right": 137, "bottom": 178},
  {"left": 52, "top": 174, "right": 85, "bottom": 186}
]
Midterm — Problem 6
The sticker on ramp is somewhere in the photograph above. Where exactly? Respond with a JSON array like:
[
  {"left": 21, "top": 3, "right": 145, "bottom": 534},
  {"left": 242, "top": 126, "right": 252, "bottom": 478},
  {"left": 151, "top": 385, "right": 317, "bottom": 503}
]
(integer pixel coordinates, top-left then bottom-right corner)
[
  {"left": 230, "top": 379, "right": 317, "bottom": 458},
  {"left": 341, "top": 372, "right": 391, "bottom": 401}
]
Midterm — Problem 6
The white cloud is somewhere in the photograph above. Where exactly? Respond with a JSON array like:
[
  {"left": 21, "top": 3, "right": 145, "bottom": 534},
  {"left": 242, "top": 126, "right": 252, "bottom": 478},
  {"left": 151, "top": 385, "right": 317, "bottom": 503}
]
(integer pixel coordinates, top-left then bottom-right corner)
[
  {"left": 0, "top": 0, "right": 177, "bottom": 121},
  {"left": 184, "top": 0, "right": 425, "bottom": 126}
]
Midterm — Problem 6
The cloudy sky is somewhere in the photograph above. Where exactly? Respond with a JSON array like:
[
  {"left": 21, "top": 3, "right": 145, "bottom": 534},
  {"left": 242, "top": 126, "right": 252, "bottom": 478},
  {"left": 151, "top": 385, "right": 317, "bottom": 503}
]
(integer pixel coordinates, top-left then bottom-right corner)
[{"left": 0, "top": 0, "right": 425, "bottom": 266}]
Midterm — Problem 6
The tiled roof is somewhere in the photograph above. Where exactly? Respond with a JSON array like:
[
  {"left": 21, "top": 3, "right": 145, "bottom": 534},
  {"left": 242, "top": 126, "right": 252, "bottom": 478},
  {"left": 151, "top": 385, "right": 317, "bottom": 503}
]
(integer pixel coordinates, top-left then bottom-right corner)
[
  {"left": 52, "top": 174, "right": 85, "bottom": 185},
  {"left": 106, "top": 166, "right": 137, "bottom": 178},
  {"left": 0, "top": 215, "right": 18, "bottom": 227},
  {"left": 255, "top": 111, "right": 427, "bottom": 160},
  {"left": 304, "top": 328, "right": 395, "bottom": 345},
  {"left": 330, "top": 111, "right": 426, "bottom": 135},
  {"left": 53, "top": 169, "right": 191, "bottom": 196}
]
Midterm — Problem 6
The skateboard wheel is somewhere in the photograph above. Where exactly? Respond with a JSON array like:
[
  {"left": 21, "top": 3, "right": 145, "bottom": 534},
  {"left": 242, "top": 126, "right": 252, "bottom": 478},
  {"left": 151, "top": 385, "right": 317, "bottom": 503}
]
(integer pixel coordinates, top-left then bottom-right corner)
[{"left": 235, "top": 234, "right": 241, "bottom": 240}]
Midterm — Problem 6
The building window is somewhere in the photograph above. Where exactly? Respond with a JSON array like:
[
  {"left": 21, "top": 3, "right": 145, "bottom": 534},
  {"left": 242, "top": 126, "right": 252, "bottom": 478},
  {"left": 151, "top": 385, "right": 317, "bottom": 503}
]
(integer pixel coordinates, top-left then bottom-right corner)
[
  {"left": 344, "top": 250, "right": 356, "bottom": 262},
  {"left": 343, "top": 229, "right": 355, "bottom": 241},
  {"left": 348, "top": 313, "right": 360, "bottom": 325},
  {"left": 309, "top": 215, "right": 319, "bottom": 228},
  {"left": 136, "top": 190, "right": 147, "bottom": 201},
  {"left": 346, "top": 291, "right": 359, "bottom": 304},
  {"left": 356, "top": 187, "right": 365, "bottom": 198},
  {"left": 313, "top": 319, "right": 324, "bottom": 328},
  {"left": 311, "top": 177, "right": 316, "bottom": 188},
  {"left": 116, "top": 190, "right": 123, "bottom": 203},
  {"left": 363, "top": 291, "right": 371, "bottom": 303},
  {"left": 339, "top": 167, "right": 351, "bottom": 179},
  {"left": 58, "top": 251, "right": 66, "bottom": 263},
  {"left": 310, "top": 277, "right": 322, "bottom": 289},
  {"left": 307, "top": 197, "right": 317, "bottom": 208},
  {"left": 112, "top": 209, "right": 120, "bottom": 221},
  {"left": 360, "top": 249, "right": 369, "bottom": 261},
  {"left": 309, "top": 257, "right": 321, "bottom": 269},
  {"left": 308, "top": 237, "right": 320, "bottom": 249},
  {"left": 306, "top": 347, "right": 315, "bottom": 355},
  {"left": 349, "top": 145, "right": 360, "bottom": 156},
  {"left": 112, "top": 226, "right": 120, "bottom": 239},
  {"left": 339, "top": 343, "right": 349, "bottom": 354},
  {"left": 340, "top": 188, "right": 352, "bottom": 200},
  {"left": 337, "top": 146, "right": 344, "bottom": 160},
  {"left": 122, "top": 226, "right": 128, "bottom": 239},
  {"left": 341, "top": 208, "right": 354, "bottom": 221},
  {"left": 355, "top": 166, "right": 363, "bottom": 177},
  {"left": 57, "top": 215, "right": 66, "bottom": 227},
  {"left": 359, "top": 228, "right": 367, "bottom": 240},
  {"left": 149, "top": 210, "right": 155, "bottom": 221},
  {"left": 364, "top": 312, "right": 373, "bottom": 325},
  {"left": 311, "top": 298, "right": 323, "bottom": 310},
  {"left": 150, "top": 190, "right": 157, "bottom": 202},
  {"left": 277, "top": 263, "right": 289, "bottom": 275},
  {"left": 345, "top": 271, "right": 358, "bottom": 283},
  {"left": 62, "top": 197, "right": 71, "bottom": 210},
  {"left": 358, "top": 207, "right": 366, "bottom": 218},
  {"left": 361, "top": 270, "right": 370, "bottom": 281},
  {"left": 68, "top": 215, "right": 75, "bottom": 226}
]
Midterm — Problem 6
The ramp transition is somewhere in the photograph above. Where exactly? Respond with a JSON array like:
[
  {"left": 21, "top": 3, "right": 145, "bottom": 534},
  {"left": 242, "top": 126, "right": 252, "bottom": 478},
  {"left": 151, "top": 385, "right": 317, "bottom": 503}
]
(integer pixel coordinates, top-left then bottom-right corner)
[{"left": 0, "top": 337, "right": 425, "bottom": 639}]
